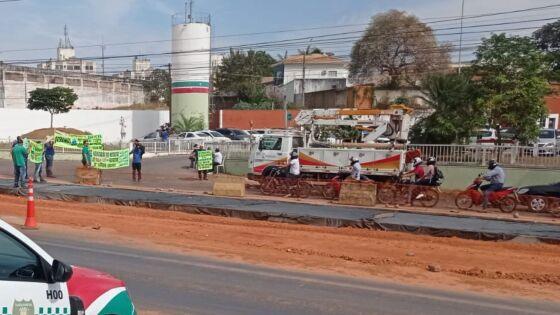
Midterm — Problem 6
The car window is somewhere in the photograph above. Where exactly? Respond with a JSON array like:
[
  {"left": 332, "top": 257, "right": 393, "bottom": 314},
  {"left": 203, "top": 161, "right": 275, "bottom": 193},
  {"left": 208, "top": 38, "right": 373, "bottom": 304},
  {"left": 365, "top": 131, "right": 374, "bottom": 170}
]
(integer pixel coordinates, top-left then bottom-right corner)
[
  {"left": 0, "top": 231, "right": 44, "bottom": 281},
  {"left": 196, "top": 132, "right": 208, "bottom": 137},
  {"left": 259, "top": 137, "right": 283, "bottom": 150},
  {"left": 218, "top": 129, "right": 231, "bottom": 135},
  {"left": 186, "top": 133, "right": 195, "bottom": 138},
  {"left": 292, "top": 137, "right": 304, "bottom": 149},
  {"left": 539, "top": 130, "right": 555, "bottom": 139},
  {"left": 210, "top": 131, "right": 223, "bottom": 137}
]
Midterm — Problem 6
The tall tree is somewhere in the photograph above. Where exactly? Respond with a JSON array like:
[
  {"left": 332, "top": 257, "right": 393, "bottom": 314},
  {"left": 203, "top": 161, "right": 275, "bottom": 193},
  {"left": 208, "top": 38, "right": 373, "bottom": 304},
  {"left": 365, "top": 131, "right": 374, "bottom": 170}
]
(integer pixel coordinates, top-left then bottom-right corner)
[
  {"left": 349, "top": 10, "right": 450, "bottom": 88},
  {"left": 27, "top": 87, "right": 78, "bottom": 128},
  {"left": 410, "top": 74, "right": 483, "bottom": 144},
  {"left": 143, "top": 69, "right": 171, "bottom": 107},
  {"left": 213, "top": 49, "right": 276, "bottom": 103},
  {"left": 472, "top": 34, "right": 549, "bottom": 144},
  {"left": 533, "top": 20, "right": 560, "bottom": 80}
]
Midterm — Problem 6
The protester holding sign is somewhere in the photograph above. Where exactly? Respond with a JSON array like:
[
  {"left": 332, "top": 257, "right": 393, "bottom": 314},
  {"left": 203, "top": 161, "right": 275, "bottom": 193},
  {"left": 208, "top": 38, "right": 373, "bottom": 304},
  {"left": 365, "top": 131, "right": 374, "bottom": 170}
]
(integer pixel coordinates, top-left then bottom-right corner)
[
  {"left": 195, "top": 145, "right": 212, "bottom": 180},
  {"left": 11, "top": 138, "right": 27, "bottom": 188},
  {"left": 29, "top": 140, "right": 46, "bottom": 183},
  {"left": 130, "top": 139, "right": 145, "bottom": 182},
  {"left": 81, "top": 140, "right": 92, "bottom": 167},
  {"left": 44, "top": 139, "right": 55, "bottom": 177}
]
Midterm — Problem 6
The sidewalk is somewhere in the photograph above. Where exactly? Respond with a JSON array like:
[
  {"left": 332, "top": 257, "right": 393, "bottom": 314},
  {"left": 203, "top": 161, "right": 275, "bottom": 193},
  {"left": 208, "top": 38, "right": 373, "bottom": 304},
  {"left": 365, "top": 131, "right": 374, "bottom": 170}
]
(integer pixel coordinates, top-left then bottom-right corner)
[{"left": 1, "top": 178, "right": 560, "bottom": 242}]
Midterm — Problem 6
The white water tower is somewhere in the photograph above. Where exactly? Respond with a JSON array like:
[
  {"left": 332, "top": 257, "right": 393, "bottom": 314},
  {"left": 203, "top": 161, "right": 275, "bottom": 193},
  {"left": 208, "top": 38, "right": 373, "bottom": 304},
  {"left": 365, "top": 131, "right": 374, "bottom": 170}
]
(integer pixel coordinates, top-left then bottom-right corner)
[{"left": 171, "top": 2, "right": 211, "bottom": 128}]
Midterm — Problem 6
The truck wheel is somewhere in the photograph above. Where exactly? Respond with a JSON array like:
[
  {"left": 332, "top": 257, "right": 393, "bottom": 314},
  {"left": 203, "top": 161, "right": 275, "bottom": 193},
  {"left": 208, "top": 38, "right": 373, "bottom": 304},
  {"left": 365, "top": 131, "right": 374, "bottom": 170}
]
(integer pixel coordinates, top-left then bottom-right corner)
[
  {"left": 322, "top": 184, "right": 338, "bottom": 200},
  {"left": 528, "top": 196, "right": 548, "bottom": 212},
  {"left": 260, "top": 178, "right": 275, "bottom": 195},
  {"left": 295, "top": 181, "right": 312, "bottom": 199},
  {"left": 499, "top": 196, "right": 517, "bottom": 213},
  {"left": 455, "top": 192, "right": 473, "bottom": 210}
]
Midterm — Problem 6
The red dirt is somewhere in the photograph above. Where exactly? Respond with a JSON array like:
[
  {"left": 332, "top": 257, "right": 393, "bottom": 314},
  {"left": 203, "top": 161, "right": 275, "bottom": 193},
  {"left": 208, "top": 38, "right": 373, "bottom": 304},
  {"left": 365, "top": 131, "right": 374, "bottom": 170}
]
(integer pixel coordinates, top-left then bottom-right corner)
[{"left": 0, "top": 194, "right": 559, "bottom": 302}]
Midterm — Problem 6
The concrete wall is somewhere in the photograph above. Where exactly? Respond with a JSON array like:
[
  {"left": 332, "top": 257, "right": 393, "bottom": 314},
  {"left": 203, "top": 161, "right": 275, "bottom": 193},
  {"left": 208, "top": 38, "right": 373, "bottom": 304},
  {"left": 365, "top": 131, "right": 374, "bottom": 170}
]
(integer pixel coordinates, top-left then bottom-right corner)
[
  {"left": 219, "top": 109, "right": 300, "bottom": 129},
  {"left": 0, "top": 64, "right": 145, "bottom": 109},
  {"left": 284, "top": 78, "right": 347, "bottom": 104},
  {"left": 0, "top": 108, "right": 168, "bottom": 143}
]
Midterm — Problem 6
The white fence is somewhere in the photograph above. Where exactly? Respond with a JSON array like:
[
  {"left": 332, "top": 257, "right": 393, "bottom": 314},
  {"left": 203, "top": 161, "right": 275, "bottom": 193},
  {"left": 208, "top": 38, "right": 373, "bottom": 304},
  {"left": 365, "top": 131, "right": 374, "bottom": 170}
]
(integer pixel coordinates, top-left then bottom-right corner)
[
  {"left": 139, "top": 139, "right": 252, "bottom": 160},
  {"left": 407, "top": 144, "right": 560, "bottom": 169}
]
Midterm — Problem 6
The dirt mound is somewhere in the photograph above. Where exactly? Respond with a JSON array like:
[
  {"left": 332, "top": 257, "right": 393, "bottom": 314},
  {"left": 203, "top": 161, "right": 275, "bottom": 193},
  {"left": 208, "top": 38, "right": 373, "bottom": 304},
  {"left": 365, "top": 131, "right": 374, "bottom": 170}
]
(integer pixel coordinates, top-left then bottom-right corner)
[{"left": 21, "top": 128, "right": 91, "bottom": 140}]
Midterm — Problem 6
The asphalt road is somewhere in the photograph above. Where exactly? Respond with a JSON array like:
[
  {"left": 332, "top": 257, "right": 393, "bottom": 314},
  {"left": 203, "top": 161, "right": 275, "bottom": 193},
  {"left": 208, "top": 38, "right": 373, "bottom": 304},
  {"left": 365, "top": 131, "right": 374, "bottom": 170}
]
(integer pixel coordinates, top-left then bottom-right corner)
[{"left": 20, "top": 229, "right": 560, "bottom": 315}]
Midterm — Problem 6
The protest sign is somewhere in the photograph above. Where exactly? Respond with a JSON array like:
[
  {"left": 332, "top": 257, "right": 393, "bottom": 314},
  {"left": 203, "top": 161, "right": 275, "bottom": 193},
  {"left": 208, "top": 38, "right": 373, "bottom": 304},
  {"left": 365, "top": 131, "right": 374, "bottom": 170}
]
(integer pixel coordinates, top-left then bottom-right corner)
[
  {"left": 92, "top": 149, "right": 130, "bottom": 169},
  {"left": 28, "top": 140, "right": 44, "bottom": 164},
  {"left": 196, "top": 150, "right": 213, "bottom": 171},
  {"left": 54, "top": 131, "right": 103, "bottom": 150}
]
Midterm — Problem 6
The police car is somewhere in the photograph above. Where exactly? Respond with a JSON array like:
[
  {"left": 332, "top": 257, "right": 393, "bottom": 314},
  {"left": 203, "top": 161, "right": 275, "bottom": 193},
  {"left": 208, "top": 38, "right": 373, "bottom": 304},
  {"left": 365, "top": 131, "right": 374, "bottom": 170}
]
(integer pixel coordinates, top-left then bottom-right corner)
[{"left": 0, "top": 219, "right": 136, "bottom": 315}]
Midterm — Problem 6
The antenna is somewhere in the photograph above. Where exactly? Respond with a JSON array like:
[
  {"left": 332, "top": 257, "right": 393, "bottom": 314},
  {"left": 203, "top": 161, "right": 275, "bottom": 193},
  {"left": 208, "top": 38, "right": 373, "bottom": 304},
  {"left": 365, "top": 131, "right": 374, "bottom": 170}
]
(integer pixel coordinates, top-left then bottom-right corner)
[
  {"left": 188, "top": 0, "right": 194, "bottom": 23},
  {"left": 63, "top": 24, "right": 72, "bottom": 48}
]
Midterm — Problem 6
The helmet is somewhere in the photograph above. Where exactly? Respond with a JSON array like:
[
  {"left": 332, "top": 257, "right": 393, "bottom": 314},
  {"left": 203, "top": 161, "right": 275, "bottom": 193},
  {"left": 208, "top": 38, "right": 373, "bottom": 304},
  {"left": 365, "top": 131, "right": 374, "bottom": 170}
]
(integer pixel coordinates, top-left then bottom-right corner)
[
  {"left": 488, "top": 159, "right": 498, "bottom": 170},
  {"left": 427, "top": 156, "right": 436, "bottom": 165},
  {"left": 412, "top": 157, "right": 422, "bottom": 167},
  {"left": 350, "top": 156, "right": 359, "bottom": 164},
  {"left": 290, "top": 151, "right": 298, "bottom": 159}
]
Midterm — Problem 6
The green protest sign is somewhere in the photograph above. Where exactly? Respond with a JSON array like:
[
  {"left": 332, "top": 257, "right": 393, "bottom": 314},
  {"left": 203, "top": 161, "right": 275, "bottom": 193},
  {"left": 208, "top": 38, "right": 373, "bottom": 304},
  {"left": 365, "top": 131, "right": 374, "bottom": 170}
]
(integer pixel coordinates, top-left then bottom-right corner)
[
  {"left": 28, "top": 140, "right": 44, "bottom": 164},
  {"left": 54, "top": 131, "right": 103, "bottom": 150},
  {"left": 92, "top": 149, "right": 130, "bottom": 169},
  {"left": 196, "top": 150, "right": 213, "bottom": 171}
]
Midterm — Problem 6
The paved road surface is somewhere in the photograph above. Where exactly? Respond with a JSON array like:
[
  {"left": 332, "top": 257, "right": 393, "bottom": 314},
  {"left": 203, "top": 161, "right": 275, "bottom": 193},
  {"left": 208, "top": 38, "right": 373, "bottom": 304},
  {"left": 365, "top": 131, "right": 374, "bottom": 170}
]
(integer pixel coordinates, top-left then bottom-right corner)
[{"left": 22, "top": 229, "right": 560, "bottom": 315}]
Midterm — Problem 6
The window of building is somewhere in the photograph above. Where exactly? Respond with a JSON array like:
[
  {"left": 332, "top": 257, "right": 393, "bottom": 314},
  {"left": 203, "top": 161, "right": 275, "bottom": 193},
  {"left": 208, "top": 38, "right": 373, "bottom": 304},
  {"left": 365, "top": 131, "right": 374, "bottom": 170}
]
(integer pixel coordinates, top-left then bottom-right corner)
[
  {"left": 328, "top": 71, "right": 338, "bottom": 77},
  {"left": 55, "top": 65, "right": 62, "bottom": 70},
  {"left": 549, "top": 118, "right": 557, "bottom": 129},
  {"left": 321, "top": 70, "right": 327, "bottom": 76}
]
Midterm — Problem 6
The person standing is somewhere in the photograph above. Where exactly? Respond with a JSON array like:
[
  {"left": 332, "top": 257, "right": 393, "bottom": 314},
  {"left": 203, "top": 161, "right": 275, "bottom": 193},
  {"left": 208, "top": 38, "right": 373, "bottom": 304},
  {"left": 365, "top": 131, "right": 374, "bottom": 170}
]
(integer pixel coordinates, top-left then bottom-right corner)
[
  {"left": 44, "top": 139, "right": 55, "bottom": 178},
  {"left": 32, "top": 141, "right": 46, "bottom": 183},
  {"left": 213, "top": 148, "right": 223, "bottom": 174},
  {"left": 11, "top": 138, "right": 27, "bottom": 188},
  {"left": 130, "top": 139, "right": 145, "bottom": 182},
  {"left": 195, "top": 144, "right": 208, "bottom": 180},
  {"left": 81, "top": 140, "right": 92, "bottom": 168},
  {"left": 189, "top": 144, "right": 199, "bottom": 169},
  {"left": 161, "top": 129, "right": 169, "bottom": 142}
]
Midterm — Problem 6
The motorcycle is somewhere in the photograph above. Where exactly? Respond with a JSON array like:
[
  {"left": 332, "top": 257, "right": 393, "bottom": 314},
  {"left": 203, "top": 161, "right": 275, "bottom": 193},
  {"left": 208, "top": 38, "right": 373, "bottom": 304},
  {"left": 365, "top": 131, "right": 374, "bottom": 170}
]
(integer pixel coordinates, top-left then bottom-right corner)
[{"left": 455, "top": 177, "right": 517, "bottom": 213}]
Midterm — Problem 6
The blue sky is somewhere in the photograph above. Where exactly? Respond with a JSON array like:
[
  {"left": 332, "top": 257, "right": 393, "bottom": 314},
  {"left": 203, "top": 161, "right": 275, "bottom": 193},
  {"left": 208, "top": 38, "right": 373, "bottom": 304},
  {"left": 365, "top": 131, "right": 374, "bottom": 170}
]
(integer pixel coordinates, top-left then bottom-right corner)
[{"left": 1, "top": 0, "right": 559, "bottom": 73}]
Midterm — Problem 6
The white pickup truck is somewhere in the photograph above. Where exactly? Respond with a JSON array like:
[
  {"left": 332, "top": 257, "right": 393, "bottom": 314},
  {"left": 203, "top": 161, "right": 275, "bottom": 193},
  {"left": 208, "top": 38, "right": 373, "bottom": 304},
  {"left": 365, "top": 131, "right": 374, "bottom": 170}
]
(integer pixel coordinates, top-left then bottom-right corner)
[
  {"left": 0, "top": 219, "right": 136, "bottom": 315},
  {"left": 249, "top": 133, "right": 406, "bottom": 179}
]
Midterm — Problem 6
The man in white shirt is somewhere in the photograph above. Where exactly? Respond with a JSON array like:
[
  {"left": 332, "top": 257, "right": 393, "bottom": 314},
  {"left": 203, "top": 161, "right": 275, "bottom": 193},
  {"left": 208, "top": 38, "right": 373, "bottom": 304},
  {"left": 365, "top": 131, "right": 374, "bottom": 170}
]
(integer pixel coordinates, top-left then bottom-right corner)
[
  {"left": 212, "top": 148, "right": 223, "bottom": 174},
  {"left": 288, "top": 152, "right": 300, "bottom": 178},
  {"left": 350, "top": 157, "right": 361, "bottom": 180}
]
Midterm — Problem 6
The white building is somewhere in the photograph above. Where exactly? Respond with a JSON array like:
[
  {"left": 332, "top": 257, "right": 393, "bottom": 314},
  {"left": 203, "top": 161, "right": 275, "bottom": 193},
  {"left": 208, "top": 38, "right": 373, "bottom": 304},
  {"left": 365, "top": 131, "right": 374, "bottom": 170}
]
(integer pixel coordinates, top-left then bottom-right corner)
[
  {"left": 272, "top": 53, "right": 349, "bottom": 106},
  {"left": 272, "top": 53, "right": 348, "bottom": 86},
  {"left": 37, "top": 26, "right": 97, "bottom": 74}
]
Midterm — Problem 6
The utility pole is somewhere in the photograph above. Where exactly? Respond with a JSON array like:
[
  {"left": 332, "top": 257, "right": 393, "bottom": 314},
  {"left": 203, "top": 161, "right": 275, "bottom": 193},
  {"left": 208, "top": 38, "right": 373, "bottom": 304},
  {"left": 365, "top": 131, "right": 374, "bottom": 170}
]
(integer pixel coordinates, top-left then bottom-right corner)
[
  {"left": 301, "top": 44, "right": 312, "bottom": 109},
  {"left": 458, "top": 0, "right": 465, "bottom": 74},
  {"left": 168, "top": 63, "right": 172, "bottom": 125},
  {"left": 101, "top": 38, "right": 106, "bottom": 76}
]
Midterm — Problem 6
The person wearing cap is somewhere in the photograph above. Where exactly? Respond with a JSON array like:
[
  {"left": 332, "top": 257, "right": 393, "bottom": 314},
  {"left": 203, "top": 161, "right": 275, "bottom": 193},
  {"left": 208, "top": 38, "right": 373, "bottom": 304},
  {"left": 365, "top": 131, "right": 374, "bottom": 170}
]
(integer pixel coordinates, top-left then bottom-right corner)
[
  {"left": 130, "top": 139, "right": 145, "bottom": 182},
  {"left": 44, "top": 138, "right": 56, "bottom": 178},
  {"left": 350, "top": 157, "right": 361, "bottom": 180},
  {"left": 11, "top": 137, "right": 27, "bottom": 188}
]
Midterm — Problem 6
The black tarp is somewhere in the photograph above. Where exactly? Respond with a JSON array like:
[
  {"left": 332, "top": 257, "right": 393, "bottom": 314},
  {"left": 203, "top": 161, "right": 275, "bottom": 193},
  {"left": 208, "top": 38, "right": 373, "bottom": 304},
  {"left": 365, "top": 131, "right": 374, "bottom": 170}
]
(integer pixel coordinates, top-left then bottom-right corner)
[{"left": 1, "top": 179, "right": 559, "bottom": 243}]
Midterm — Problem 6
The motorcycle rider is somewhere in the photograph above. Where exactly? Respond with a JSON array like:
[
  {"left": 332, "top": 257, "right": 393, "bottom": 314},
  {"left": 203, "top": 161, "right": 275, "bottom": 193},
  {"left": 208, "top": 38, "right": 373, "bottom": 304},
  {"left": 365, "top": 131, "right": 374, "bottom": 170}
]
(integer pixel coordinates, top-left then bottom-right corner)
[
  {"left": 481, "top": 159, "right": 506, "bottom": 209},
  {"left": 350, "top": 157, "right": 361, "bottom": 180},
  {"left": 287, "top": 151, "right": 300, "bottom": 179},
  {"left": 417, "top": 156, "right": 437, "bottom": 186},
  {"left": 403, "top": 157, "right": 424, "bottom": 183}
]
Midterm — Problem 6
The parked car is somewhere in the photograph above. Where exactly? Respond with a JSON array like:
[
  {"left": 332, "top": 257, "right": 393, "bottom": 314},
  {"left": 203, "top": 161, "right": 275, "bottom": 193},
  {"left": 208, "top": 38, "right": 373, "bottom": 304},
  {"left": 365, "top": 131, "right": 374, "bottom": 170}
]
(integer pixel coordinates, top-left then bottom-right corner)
[
  {"left": 142, "top": 131, "right": 161, "bottom": 141},
  {"left": 535, "top": 128, "right": 560, "bottom": 156},
  {"left": 517, "top": 182, "right": 560, "bottom": 213},
  {"left": 214, "top": 128, "right": 251, "bottom": 141},
  {"left": 177, "top": 130, "right": 231, "bottom": 143},
  {"left": 0, "top": 219, "right": 136, "bottom": 314}
]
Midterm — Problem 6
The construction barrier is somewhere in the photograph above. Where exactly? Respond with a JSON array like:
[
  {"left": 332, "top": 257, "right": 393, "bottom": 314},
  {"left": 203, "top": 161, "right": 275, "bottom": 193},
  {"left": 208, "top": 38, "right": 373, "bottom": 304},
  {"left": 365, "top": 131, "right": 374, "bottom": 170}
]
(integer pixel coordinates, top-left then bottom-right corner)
[
  {"left": 24, "top": 178, "right": 37, "bottom": 229},
  {"left": 338, "top": 181, "right": 377, "bottom": 207},
  {"left": 75, "top": 167, "right": 102, "bottom": 185},
  {"left": 213, "top": 175, "right": 246, "bottom": 197}
]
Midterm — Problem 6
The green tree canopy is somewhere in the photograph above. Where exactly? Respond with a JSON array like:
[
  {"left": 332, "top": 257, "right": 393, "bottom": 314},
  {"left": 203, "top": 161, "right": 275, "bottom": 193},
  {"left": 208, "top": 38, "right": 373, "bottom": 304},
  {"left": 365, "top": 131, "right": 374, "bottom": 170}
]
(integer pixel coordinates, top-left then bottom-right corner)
[
  {"left": 472, "top": 33, "right": 549, "bottom": 144},
  {"left": 143, "top": 69, "right": 171, "bottom": 107},
  {"left": 410, "top": 73, "right": 483, "bottom": 144},
  {"left": 213, "top": 49, "right": 276, "bottom": 103},
  {"left": 27, "top": 87, "right": 78, "bottom": 128},
  {"left": 349, "top": 10, "right": 450, "bottom": 88},
  {"left": 533, "top": 20, "right": 560, "bottom": 80}
]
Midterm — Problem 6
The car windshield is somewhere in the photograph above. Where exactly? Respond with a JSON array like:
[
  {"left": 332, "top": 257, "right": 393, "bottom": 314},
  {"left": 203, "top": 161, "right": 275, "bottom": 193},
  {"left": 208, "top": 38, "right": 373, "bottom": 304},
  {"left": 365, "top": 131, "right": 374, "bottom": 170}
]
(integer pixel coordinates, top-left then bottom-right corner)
[
  {"left": 210, "top": 131, "right": 224, "bottom": 137},
  {"left": 477, "top": 131, "right": 492, "bottom": 138},
  {"left": 539, "top": 130, "right": 555, "bottom": 139}
]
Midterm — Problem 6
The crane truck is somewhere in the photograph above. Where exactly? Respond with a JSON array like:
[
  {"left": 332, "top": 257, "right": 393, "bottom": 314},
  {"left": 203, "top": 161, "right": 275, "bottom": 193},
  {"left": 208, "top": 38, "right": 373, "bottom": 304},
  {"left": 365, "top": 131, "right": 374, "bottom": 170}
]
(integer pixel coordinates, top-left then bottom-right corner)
[{"left": 249, "top": 105, "right": 416, "bottom": 180}]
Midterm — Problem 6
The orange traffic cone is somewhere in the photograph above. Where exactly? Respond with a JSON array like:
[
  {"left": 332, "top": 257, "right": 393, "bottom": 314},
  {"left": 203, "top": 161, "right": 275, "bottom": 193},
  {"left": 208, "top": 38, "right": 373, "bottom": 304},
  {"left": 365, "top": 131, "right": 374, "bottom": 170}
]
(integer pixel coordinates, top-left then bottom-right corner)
[{"left": 24, "top": 178, "right": 38, "bottom": 229}]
